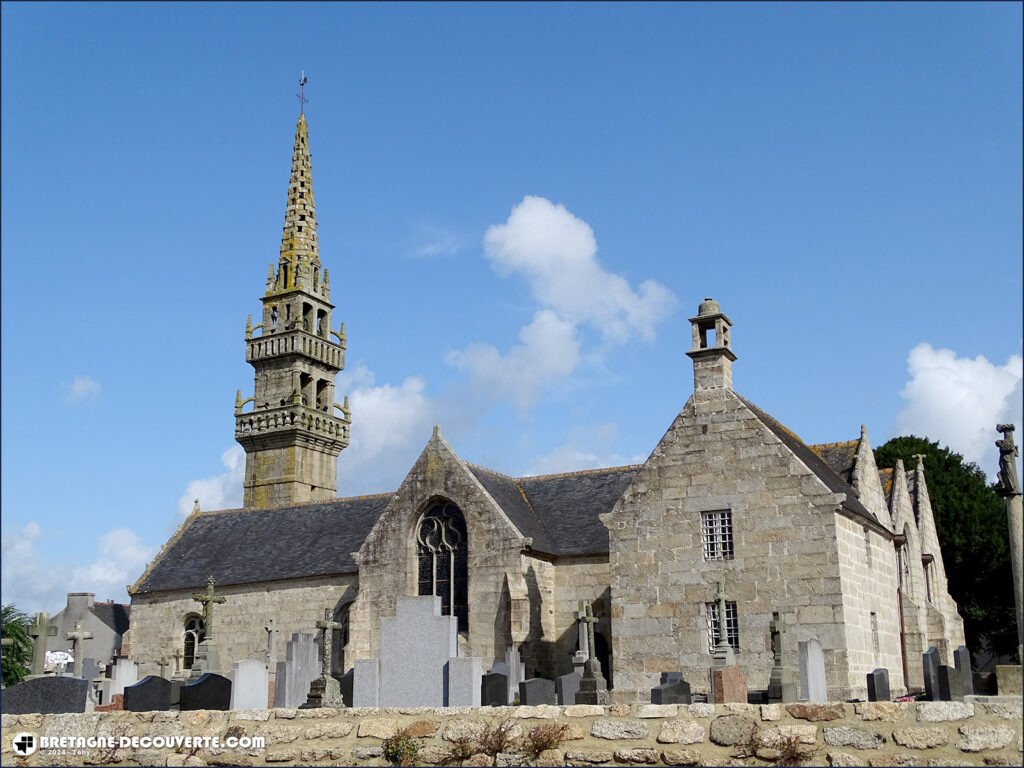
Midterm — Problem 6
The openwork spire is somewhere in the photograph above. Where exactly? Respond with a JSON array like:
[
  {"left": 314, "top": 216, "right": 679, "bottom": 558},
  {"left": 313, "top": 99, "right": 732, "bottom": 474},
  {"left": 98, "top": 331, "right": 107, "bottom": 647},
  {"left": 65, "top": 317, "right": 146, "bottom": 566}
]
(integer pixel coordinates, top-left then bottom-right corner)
[{"left": 279, "top": 113, "right": 319, "bottom": 268}]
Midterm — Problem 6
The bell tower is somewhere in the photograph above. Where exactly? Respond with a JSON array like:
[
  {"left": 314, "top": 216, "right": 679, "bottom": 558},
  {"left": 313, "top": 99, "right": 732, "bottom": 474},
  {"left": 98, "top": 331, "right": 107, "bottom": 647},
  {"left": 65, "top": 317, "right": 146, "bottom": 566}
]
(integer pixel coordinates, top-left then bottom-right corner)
[
  {"left": 685, "top": 297, "right": 736, "bottom": 392},
  {"left": 234, "top": 108, "right": 351, "bottom": 509}
]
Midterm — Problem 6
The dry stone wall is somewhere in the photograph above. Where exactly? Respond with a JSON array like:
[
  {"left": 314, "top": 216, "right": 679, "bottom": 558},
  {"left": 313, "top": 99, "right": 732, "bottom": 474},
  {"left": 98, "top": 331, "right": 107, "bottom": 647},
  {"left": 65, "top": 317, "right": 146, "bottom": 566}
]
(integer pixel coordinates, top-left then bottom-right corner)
[{"left": 3, "top": 699, "right": 1020, "bottom": 767}]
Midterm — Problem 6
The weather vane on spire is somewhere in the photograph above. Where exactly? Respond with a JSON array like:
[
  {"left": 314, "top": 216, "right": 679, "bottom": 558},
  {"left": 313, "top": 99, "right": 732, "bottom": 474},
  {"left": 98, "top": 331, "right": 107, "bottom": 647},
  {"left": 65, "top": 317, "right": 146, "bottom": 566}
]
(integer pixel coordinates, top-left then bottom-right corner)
[{"left": 297, "top": 70, "right": 309, "bottom": 114}]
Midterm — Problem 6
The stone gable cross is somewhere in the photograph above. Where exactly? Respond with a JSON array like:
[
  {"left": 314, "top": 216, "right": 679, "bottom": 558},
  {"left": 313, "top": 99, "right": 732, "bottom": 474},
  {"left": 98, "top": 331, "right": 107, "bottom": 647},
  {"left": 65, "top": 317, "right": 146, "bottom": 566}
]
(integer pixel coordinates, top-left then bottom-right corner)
[
  {"left": 193, "top": 575, "right": 226, "bottom": 639},
  {"left": 65, "top": 621, "right": 94, "bottom": 678},
  {"left": 315, "top": 608, "right": 344, "bottom": 678}
]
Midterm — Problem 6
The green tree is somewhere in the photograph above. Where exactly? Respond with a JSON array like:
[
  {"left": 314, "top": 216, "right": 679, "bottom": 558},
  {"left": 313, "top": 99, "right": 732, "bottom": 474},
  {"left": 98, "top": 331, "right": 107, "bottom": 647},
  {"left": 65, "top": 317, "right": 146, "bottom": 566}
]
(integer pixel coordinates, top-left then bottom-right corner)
[
  {"left": 2, "top": 603, "right": 33, "bottom": 687},
  {"left": 874, "top": 436, "right": 1018, "bottom": 665}
]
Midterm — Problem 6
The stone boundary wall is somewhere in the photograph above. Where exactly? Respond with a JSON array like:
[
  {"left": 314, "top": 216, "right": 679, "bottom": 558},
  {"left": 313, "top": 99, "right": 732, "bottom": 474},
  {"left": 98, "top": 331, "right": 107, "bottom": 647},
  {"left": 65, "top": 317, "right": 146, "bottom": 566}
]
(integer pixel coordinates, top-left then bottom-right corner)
[{"left": 2, "top": 698, "right": 1020, "bottom": 767}]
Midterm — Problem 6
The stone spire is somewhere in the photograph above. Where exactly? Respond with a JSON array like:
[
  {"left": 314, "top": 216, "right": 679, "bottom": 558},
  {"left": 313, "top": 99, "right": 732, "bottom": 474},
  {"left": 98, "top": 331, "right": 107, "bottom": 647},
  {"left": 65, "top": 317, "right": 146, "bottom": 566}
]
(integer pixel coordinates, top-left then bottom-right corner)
[
  {"left": 277, "top": 113, "right": 319, "bottom": 279},
  {"left": 235, "top": 110, "right": 350, "bottom": 509}
]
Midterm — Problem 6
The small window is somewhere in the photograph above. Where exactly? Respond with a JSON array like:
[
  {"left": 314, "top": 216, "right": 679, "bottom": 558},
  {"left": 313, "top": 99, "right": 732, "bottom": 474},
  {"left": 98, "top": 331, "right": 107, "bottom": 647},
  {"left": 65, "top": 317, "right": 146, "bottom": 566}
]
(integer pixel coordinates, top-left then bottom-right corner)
[
  {"left": 706, "top": 601, "right": 739, "bottom": 653},
  {"left": 701, "top": 510, "right": 734, "bottom": 561},
  {"left": 183, "top": 615, "right": 206, "bottom": 670}
]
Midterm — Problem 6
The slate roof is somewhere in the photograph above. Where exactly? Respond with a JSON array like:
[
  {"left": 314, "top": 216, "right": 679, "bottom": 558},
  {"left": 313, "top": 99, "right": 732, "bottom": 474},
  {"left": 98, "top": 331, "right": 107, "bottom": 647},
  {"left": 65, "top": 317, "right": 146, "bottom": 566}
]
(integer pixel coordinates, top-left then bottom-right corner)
[
  {"left": 878, "top": 468, "right": 895, "bottom": 506},
  {"left": 737, "top": 395, "right": 878, "bottom": 525},
  {"left": 91, "top": 602, "right": 130, "bottom": 636},
  {"left": 134, "top": 494, "right": 392, "bottom": 594},
  {"left": 808, "top": 440, "right": 859, "bottom": 484},
  {"left": 467, "top": 464, "right": 639, "bottom": 557}
]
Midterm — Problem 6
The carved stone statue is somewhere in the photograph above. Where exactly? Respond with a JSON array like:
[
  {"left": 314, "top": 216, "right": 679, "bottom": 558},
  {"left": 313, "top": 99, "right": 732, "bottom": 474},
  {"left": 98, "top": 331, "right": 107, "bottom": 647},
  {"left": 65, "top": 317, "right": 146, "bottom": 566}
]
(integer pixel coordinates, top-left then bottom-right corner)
[{"left": 996, "top": 424, "right": 1021, "bottom": 496}]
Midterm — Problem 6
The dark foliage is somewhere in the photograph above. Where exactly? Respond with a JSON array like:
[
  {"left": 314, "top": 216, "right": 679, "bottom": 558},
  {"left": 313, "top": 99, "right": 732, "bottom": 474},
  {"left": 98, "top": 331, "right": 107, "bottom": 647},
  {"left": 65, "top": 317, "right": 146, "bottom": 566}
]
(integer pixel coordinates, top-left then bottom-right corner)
[{"left": 875, "top": 436, "right": 1018, "bottom": 664}]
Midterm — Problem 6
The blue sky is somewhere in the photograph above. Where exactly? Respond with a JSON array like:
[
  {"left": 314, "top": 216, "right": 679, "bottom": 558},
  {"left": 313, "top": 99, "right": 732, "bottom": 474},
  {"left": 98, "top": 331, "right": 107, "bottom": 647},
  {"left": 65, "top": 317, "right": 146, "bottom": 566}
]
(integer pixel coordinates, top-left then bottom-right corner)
[{"left": 2, "top": 2, "right": 1021, "bottom": 614}]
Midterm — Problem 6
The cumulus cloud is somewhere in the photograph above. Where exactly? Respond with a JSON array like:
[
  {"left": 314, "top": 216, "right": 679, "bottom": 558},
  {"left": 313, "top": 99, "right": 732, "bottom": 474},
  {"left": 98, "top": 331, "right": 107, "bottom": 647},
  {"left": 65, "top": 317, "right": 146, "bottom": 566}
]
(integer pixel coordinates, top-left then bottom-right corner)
[
  {"left": 1, "top": 521, "right": 158, "bottom": 614},
  {"left": 447, "top": 310, "right": 580, "bottom": 416},
  {"left": 892, "top": 343, "right": 1023, "bottom": 476},
  {"left": 523, "top": 422, "right": 647, "bottom": 476},
  {"left": 63, "top": 375, "right": 101, "bottom": 406},
  {"left": 336, "top": 365, "right": 436, "bottom": 495},
  {"left": 483, "top": 195, "right": 677, "bottom": 343},
  {"left": 447, "top": 196, "right": 678, "bottom": 415},
  {"left": 176, "top": 445, "right": 245, "bottom": 517}
]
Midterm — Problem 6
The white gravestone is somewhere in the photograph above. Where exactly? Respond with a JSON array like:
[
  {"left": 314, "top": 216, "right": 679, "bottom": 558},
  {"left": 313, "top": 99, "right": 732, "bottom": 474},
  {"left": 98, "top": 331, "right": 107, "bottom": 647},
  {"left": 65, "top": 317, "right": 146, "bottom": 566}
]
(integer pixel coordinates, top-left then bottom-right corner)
[
  {"left": 230, "top": 660, "right": 269, "bottom": 710},
  {"left": 798, "top": 639, "right": 827, "bottom": 703}
]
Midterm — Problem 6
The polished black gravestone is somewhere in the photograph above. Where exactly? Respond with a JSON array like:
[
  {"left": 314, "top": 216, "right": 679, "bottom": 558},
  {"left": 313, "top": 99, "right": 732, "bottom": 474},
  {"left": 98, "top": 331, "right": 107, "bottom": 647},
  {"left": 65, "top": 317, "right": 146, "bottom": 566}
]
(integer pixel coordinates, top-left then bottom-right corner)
[
  {"left": 518, "top": 677, "right": 556, "bottom": 706},
  {"left": 123, "top": 675, "right": 172, "bottom": 712},
  {"left": 660, "top": 672, "right": 683, "bottom": 684},
  {"left": 867, "top": 668, "right": 890, "bottom": 701},
  {"left": 339, "top": 669, "right": 354, "bottom": 708},
  {"left": 922, "top": 647, "right": 941, "bottom": 701},
  {"left": 937, "top": 666, "right": 963, "bottom": 701},
  {"left": 651, "top": 679, "right": 691, "bottom": 705},
  {"left": 180, "top": 673, "right": 232, "bottom": 711},
  {"left": 481, "top": 671, "right": 508, "bottom": 706},
  {"left": 1, "top": 676, "right": 90, "bottom": 714}
]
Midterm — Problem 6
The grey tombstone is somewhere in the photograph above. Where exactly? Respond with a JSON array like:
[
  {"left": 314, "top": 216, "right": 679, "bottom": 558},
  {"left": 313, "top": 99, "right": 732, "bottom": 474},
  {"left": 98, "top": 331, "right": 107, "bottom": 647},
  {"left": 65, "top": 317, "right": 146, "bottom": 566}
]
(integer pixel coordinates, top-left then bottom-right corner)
[
  {"left": 180, "top": 673, "right": 232, "bottom": 711},
  {"left": 272, "top": 632, "right": 318, "bottom": 708},
  {"left": 922, "top": 647, "right": 941, "bottom": 701},
  {"left": 1, "top": 676, "right": 91, "bottom": 714},
  {"left": 339, "top": 669, "right": 354, "bottom": 708},
  {"left": 505, "top": 645, "right": 526, "bottom": 704},
  {"left": 556, "top": 671, "right": 581, "bottom": 705},
  {"left": 660, "top": 672, "right": 683, "bottom": 685},
  {"left": 937, "top": 666, "right": 963, "bottom": 701},
  {"left": 123, "top": 675, "right": 172, "bottom": 712},
  {"left": 106, "top": 658, "right": 138, "bottom": 700},
  {"left": 353, "top": 658, "right": 379, "bottom": 707},
  {"left": 867, "top": 669, "right": 890, "bottom": 702},
  {"left": 379, "top": 596, "right": 458, "bottom": 707},
  {"left": 798, "top": 639, "right": 826, "bottom": 703},
  {"left": 230, "top": 660, "right": 270, "bottom": 710},
  {"left": 481, "top": 671, "right": 509, "bottom": 706},
  {"left": 651, "top": 679, "right": 691, "bottom": 705},
  {"left": 81, "top": 658, "right": 101, "bottom": 684},
  {"left": 519, "top": 678, "right": 556, "bottom": 705},
  {"left": 953, "top": 646, "right": 974, "bottom": 697},
  {"left": 447, "top": 657, "right": 482, "bottom": 707}
]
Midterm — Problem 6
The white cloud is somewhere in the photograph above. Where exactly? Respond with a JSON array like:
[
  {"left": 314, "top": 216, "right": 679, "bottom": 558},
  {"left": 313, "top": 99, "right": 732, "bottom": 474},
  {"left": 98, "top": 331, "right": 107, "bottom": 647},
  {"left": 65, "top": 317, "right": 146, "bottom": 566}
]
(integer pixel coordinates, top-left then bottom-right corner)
[
  {"left": 892, "top": 343, "right": 1023, "bottom": 476},
  {"left": 411, "top": 226, "right": 467, "bottom": 258},
  {"left": 447, "top": 196, "right": 678, "bottom": 415},
  {"left": 1, "top": 521, "right": 158, "bottom": 614},
  {"left": 446, "top": 310, "right": 580, "bottom": 416},
  {"left": 483, "top": 195, "right": 677, "bottom": 343},
  {"left": 176, "top": 445, "right": 245, "bottom": 517},
  {"left": 337, "top": 365, "right": 436, "bottom": 494},
  {"left": 523, "top": 422, "right": 647, "bottom": 476},
  {"left": 63, "top": 375, "right": 101, "bottom": 406}
]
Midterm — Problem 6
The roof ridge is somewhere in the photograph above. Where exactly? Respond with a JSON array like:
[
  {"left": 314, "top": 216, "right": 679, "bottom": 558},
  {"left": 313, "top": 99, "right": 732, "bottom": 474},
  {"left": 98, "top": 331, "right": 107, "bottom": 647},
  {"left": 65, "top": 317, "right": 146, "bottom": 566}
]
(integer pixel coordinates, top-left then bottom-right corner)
[
  {"left": 464, "top": 462, "right": 517, "bottom": 481},
  {"left": 808, "top": 439, "right": 858, "bottom": 450},
  {"left": 200, "top": 491, "right": 396, "bottom": 516},
  {"left": 518, "top": 464, "right": 643, "bottom": 482}
]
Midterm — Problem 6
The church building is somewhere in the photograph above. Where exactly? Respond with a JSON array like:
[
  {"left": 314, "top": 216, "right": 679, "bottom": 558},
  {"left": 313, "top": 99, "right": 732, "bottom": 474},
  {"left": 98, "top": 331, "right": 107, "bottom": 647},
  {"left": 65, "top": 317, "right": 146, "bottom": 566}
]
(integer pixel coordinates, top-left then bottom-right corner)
[{"left": 122, "top": 112, "right": 964, "bottom": 702}]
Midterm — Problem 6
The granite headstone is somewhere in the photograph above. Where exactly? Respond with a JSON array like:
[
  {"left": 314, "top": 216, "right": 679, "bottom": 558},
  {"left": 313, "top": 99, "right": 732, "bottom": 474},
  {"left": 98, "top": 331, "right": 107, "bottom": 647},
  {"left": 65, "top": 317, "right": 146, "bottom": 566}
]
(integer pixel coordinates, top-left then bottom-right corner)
[
  {"left": 798, "top": 639, "right": 827, "bottom": 702},
  {"left": 867, "top": 668, "right": 890, "bottom": 702},
  {"left": 651, "top": 679, "right": 691, "bottom": 704},
  {"left": 519, "top": 678, "right": 556, "bottom": 705},
  {"left": 953, "top": 646, "right": 974, "bottom": 697},
  {"left": 380, "top": 596, "right": 458, "bottom": 707},
  {"left": 481, "top": 670, "right": 508, "bottom": 706},
  {"left": 123, "top": 675, "right": 172, "bottom": 712},
  {"left": 937, "top": 666, "right": 963, "bottom": 701},
  {"left": 447, "top": 657, "right": 482, "bottom": 707},
  {"left": 711, "top": 665, "right": 747, "bottom": 704},
  {"left": 272, "top": 632, "right": 318, "bottom": 708},
  {"left": 230, "top": 660, "right": 269, "bottom": 710},
  {"left": 180, "top": 673, "right": 232, "bottom": 711},
  {"left": 922, "top": 647, "right": 941, "bottom": 701},
  {"left": 556, "top": 671, "right": 581, "bottom": 705},
  {"left": 1, "top": 676, "right": 91, "bottom": 714}
]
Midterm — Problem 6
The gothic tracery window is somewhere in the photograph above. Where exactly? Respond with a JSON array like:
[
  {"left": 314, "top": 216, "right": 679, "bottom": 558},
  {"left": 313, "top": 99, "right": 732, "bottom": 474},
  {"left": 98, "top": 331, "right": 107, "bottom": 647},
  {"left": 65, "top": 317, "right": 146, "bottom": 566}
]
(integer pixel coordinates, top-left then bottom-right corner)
[
  {"left": 183, "top": 614, "right": 206, "bottom": 670},
  {"left": 416, "top": 501, "right": 468, "bottom": 633}
]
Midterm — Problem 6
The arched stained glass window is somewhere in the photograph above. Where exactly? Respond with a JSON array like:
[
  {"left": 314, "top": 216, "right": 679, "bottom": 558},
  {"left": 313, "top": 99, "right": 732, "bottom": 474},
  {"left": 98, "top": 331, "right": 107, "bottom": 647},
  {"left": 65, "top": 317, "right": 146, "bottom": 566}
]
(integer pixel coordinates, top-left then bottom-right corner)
[
  {"left": 183, "top": 614, "right": 206, "bottom": 670},
  {"left": 416, "top": 501, "right": 468, "bottom": 633}
]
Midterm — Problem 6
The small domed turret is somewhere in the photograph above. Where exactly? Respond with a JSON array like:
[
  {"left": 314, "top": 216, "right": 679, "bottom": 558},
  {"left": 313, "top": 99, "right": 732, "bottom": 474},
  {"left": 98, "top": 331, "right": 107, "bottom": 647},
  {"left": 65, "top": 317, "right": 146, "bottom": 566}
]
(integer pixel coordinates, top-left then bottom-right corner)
[{"left": 698, "top": 297, "right": 721, "bottom": 316}]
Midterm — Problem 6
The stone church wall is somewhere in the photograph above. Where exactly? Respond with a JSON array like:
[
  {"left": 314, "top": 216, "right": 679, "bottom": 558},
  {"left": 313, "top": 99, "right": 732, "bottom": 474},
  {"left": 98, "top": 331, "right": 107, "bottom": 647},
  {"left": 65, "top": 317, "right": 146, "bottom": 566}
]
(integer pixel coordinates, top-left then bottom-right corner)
[
  {"left": 834, "top": 514, "right": 906, "bottom": 698},
  {"left": 4, "top": 700, "right": 1020, "bottom": 767},
  {"left": 604, "top": 388, "right": 857, "bottom": 701},
  {"left": 124, "top": 575, "right": 357, "bottom": 679},
  {"left": 552, "top": 556, "right": 612, "bottom": 680}
]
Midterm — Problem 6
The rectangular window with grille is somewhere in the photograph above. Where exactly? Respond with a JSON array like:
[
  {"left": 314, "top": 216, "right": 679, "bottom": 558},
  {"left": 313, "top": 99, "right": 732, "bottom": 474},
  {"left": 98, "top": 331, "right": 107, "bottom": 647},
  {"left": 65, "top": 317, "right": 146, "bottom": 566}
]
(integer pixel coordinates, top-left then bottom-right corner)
[
  {"left": 705, "top": 600, "right": 739, "bottom": 653},
  {"left": 701, "top": 510, "right": 734, "bottom": 560}
]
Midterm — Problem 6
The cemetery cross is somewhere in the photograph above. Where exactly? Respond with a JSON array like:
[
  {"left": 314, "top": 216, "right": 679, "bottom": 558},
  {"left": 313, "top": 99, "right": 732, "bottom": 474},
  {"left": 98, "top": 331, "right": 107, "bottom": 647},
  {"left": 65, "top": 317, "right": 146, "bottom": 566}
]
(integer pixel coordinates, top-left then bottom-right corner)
[
  {"left": 65, "top": 621, "right": 94, "bottom": 678},
  {"left": 315, "top": 609, "right": 344, "bottom": 678},
  {"left": 28, "top": 612, "right": 58, "bottom": 676},
  {"left": 193, "top": 575, "right": 227, "bottom": 640}
]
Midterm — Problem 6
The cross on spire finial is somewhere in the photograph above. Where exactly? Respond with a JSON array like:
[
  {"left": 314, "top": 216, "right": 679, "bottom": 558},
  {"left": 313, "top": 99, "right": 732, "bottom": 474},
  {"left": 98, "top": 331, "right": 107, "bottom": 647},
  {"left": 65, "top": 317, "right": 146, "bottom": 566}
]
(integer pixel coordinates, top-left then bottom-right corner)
[{"left": 297, "top": 70, "right": 309, "bottom": 114}]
